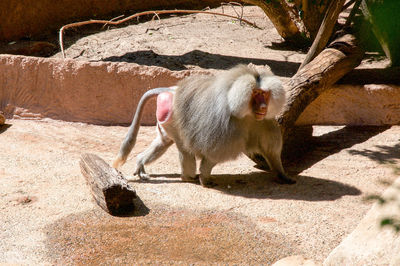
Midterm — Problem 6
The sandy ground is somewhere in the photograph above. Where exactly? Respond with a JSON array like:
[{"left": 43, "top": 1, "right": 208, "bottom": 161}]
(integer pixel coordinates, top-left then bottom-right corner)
[
  {"left": 1, "top": 4, "right": 397, "bottom": 265},
  {"left": 53, "top": 5, "right": 389, "bottom": 77},
  {"left": 53, "top": 5, "right": 309, "bottom": 80},
  {"left": 1, "top": 119, "right": 399, "bottom": 264}
]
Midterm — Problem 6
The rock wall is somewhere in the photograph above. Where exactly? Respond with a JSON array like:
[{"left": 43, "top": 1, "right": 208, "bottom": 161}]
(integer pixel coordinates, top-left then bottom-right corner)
[
  {"left": 1, "top": 54, "right": 399, "bottom": 126},
  {"left": 296, "top": 84, "right": 400, "bottom": 126},
  {"left": 0, "top": 55, "right": 205, "bottom": 125}
]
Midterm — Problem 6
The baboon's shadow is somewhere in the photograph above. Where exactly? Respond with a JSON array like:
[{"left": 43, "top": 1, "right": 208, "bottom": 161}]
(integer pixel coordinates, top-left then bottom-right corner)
[
  {"left": 203, "top": 172, "right": 361, "bottom": 201},
  {"left": 137, "top": 126, "right": 392, "bottom": 200},
  {"left": 132, "top": 171, "right": 360, "bottom": 201}
]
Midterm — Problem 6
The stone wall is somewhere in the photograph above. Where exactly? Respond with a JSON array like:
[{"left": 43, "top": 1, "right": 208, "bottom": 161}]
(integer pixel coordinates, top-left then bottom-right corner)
[
  {"left": 296, "top": 84, "right": 400, "bottom": 126},
  {"left": 0, "top": 55, "right": 204, "bottom": 125},
  {"left": 1, "top": 54, "right": 399, "bottom": 126}
]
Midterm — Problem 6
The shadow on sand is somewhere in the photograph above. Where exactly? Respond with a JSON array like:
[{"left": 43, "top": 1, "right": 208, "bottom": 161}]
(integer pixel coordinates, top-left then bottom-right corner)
[
  {"left": 286, "top": 126, "right": 391, "bottom": 175},
  {"left": 102, "top": 49, "right": 299, "bottom": 77},
  {"left": 128, "top": 126, "right": 395, "bottom": 201},
  {"left": 131, "top": 171, "right": 360, "bottom": 201},
  {"left": 0, "top": 123, "right": 12, "bottom": 134}
]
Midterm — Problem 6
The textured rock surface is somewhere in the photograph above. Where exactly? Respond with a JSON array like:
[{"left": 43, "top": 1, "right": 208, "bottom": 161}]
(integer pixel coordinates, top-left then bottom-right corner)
[
  {"left": 297, "top": 84, "right": 400, "bottom": 126},
  {"left": 0, "top": 55, "right": 206, "bottom": 125},
  {"left": 1, "top": 54, "right": 399, "bottom": 126},
  {"left": 324, "top": 177, "right": 400, "bottom": 265},
  {"left": 272, "top": 255, "right": 317, "bottom": 266}
]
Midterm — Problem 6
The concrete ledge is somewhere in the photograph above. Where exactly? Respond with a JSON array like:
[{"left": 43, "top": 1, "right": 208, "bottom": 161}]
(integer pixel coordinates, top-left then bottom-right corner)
[{"left": 1, "top": 54, "right": 399, "bottom": 126}]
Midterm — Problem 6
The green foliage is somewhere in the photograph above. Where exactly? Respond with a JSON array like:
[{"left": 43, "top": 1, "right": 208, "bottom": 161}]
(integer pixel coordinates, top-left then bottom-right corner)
[
  {"left": 380, "top": 218, "right": 400, "bottom": 232},
  {"left": 366, "top": 184, "right": 400, "bottom": 234},
  {"left": 365, "top": 195, "right": 386, "bottom": 205},
  {"left": 361, "top": 0, "right": 400, "bottom": 66}
]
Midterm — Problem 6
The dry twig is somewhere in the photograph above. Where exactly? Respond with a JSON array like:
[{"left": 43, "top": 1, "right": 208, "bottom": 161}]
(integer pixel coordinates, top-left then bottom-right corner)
[
  {"left": 221, "top": 2, "right": 244, "bottom": 25},
  {"left": 344, "top": 0, "right": 362, "bottom": 28},
  {"left": 59, "top": 9, "right": 260, "bottom": 58}
]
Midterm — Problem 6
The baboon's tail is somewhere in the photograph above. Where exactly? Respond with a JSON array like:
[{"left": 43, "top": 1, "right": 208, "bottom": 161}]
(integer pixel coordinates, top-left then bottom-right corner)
[{"left": 112, "top": 87, "right": 173, "bottom": 168}]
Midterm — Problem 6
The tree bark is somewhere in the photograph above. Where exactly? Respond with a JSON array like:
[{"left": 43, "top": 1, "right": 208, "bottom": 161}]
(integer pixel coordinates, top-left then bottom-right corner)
[
  {"left": 80, "top": 153, "right": 137, "bottom": 216},
  {"left": 246, "top": 0, "right": 340, "bottom": 44},
  {"left": 299, "top": 0, "right": 346, "bottom": 69},
  {"left": 280, "top": 33, "right": 364, "bottom": 159},
  {"left": 280, "top": 34, "right": 364, "bottom": 130},
  {"left": 248, "top": 33, "right": 364, "bottom": 167},
  {"left": 242, "top": 0, "right": 307, "bottom": 44},
  {"left": 291, "top": 0, "right": 332, "bottom": 39}
]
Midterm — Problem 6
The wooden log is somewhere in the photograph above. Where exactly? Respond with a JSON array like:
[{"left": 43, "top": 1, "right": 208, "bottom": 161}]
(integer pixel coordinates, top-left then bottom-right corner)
[
  {"left": 248, "top": 33, "right": 364, "bottom": 167},
  {"left": 299, "top": 0, "right": 346, "bottom": 70},
  {"left": 242, "top": 0, "right": 306, "bottom": 44},
  {"left": 0, "top": 113, "right": 5, "bottom": 125},
  {"left": 281, "top": 33, "right": 364, "bottom": 158},
  {"left": 281, "top": 33, "right": 364, "bottom": 131},
  {"left": 80, "top": 153, "right": 137, "bottom": 216}
]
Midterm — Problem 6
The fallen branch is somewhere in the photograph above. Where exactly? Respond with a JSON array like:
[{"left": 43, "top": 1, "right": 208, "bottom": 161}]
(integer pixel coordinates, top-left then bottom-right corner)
[
  {"left": 80, "top": 153, "right": 137, "bottom": 216},
  {"left": 344, "top": 0, "right": 362, "bottom": 28},
  {"left": 282, "top": 33, "right": 364, "bottom": 131},
  {"left": 342, "top": 0, "right": 357, "bottom": 11},
  {"left": 221, "top": 2, "right": 244, "bottom": 25},
  {"left": 59, "top": 9, "right": 260, "bottom": 58}
]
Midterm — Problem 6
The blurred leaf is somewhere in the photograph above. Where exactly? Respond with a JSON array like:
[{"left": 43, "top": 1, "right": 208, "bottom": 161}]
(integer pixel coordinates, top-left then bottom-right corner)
[
  {"left": 365, "top": 195, "right": 386, "bottom": 205},
  {"left": 380, "top": 218, "right": 400, "bottom": 233},
  {"left": 381, "top": 218, "right": 394, "bottom": 226}
]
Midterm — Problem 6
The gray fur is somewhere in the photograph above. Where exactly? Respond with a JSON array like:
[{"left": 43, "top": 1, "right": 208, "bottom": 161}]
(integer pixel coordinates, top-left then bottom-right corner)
[
  {"left": 174, "top": 67, "right": 252, "bottom": 162},
  {"left": 113, "top": 65, "right": 295, "bottom": 186}
]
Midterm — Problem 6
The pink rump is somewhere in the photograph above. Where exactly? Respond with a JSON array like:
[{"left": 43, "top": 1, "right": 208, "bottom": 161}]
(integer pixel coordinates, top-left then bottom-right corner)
[{"left": 156, "top": 91, "right": 173, "bottom": 124}]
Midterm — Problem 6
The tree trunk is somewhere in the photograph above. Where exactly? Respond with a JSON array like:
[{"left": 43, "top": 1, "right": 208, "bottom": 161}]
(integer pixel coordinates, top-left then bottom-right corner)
[
  {"left": 242, "top": 0, "right": 307, "bottom": 44},
  {"left": 281, "top": 33, "right": 364, "bottom": 159},
  {"left": 299, "top": 0, "right": 346, "bottom": 69},
  {"left": 245, "top": 0, "right": 338, "bottom": 44},
  {"left": 291, "top": 0, "right": 333, "bottom": 39},
  {"left": 248, "top": 33, "right": 364, "bottom": 167}
]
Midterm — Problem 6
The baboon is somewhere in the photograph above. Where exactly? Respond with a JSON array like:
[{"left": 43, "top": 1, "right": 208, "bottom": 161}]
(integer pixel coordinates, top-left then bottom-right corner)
[{"left": 113, "top": 65, "right": 295, "bottom": 186}]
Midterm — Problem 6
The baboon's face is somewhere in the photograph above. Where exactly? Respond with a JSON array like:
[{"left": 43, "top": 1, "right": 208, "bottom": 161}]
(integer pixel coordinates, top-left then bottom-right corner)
[{"left": 251, "top": 88, "right": 270, "bottom": 120}]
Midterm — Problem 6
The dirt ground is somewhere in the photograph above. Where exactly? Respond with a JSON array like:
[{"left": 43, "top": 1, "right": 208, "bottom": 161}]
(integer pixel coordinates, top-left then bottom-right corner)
[
  {"left": 53, "top": 5, "right": 308, "bottom": 79},
  {"left": 1, "top": 5, "right": 397, "bottom": 265},
  {"left": 51, "top": 5, "right": 389, "bottom": 75},
  {"left": 1, "top": 119, "right": 399, "bottom": 264}
]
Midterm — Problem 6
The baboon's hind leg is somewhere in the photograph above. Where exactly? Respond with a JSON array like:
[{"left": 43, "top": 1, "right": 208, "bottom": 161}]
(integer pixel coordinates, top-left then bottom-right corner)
[{"left": 134, "top": 125, "right": 173, "bottom": 180}]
